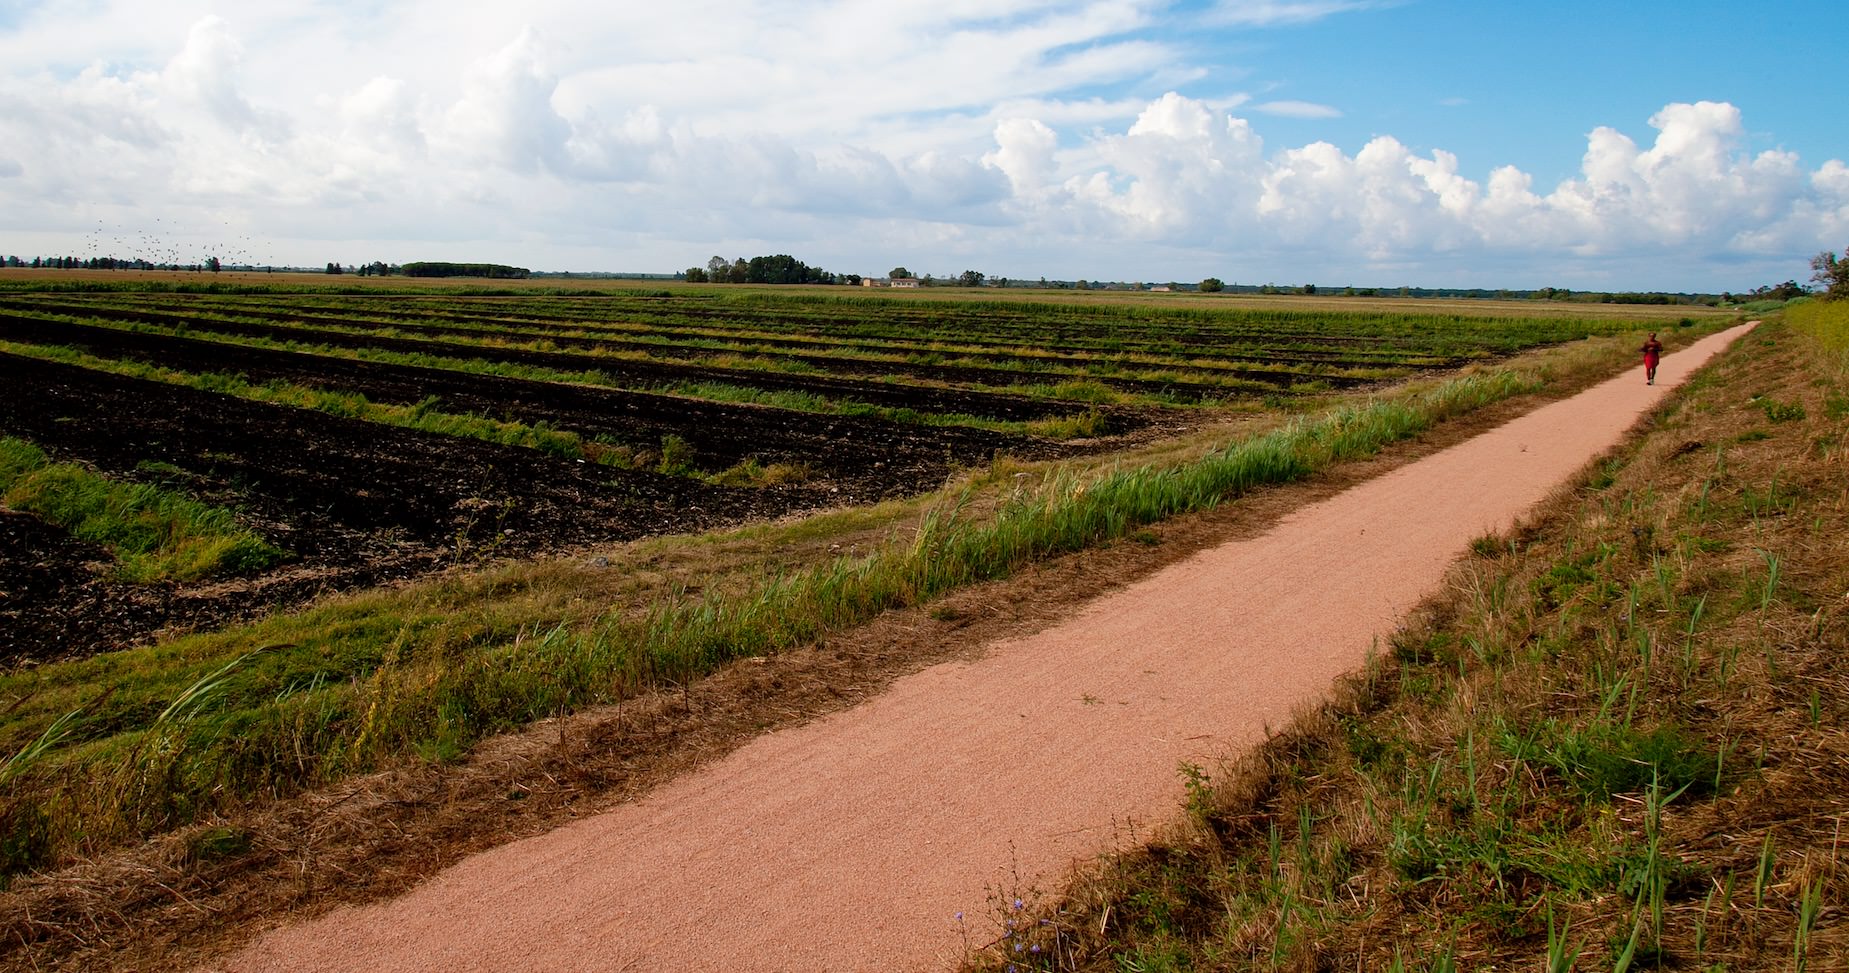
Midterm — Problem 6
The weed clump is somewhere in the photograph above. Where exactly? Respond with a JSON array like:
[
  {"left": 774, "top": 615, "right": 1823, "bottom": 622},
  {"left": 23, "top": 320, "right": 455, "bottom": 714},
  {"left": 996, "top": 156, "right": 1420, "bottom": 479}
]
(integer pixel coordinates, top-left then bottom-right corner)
[{"left": 0, "top": 436, "right": 284, "bottom": 582}]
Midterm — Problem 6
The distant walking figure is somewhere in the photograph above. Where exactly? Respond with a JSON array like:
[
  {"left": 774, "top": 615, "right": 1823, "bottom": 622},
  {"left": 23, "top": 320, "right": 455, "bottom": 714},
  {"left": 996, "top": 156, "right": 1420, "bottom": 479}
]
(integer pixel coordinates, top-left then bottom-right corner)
[{"left": 1640, "top": 332, "right": 1664, "bottom": 385}]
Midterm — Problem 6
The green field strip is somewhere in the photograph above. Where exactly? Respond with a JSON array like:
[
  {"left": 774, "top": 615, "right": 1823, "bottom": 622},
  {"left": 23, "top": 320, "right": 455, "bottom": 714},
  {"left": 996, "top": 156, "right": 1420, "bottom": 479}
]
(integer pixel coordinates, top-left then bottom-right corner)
[
  {"left": 0, "top": 435, "right": 285, "bottom": 583},
  {"left": 21, "top": 292, "right": 1374, "bottom": 370},
  {"left": 14, "top": 294, "right": 1583, "bottom": 392},
  {"left": 54, "top": 292, "right": 1590, "bottom": 371},
  {"left": 0, "top": 338, "right": 611, "bottom": 462},
  {"left": 0, "top": 319, "right": 1086, "bottom": 447},
  {"left": 0, "top": 305, "right": 1155, "bottom": 421},
  {"left": 24, "top": 289, "right": 1635, "bottom": 360}
]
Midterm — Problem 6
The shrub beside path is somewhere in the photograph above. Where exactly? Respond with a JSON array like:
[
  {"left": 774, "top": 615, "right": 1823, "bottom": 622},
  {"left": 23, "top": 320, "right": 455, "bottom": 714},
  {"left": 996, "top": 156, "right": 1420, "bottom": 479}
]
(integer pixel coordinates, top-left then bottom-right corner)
[{"left": 213, "top": 324, "right": 1756, "bottom": 973}]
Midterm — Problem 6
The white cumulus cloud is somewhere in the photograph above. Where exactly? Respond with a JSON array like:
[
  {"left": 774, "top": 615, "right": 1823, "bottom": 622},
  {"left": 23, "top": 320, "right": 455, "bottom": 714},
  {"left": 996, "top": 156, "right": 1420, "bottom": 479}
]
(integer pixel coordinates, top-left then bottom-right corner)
[
  {"left": 980, "top": 94, "right": 1844, "bottom": 283},
  {"left": 0, "top": 7, "right": 1841, "bottom": 290}
]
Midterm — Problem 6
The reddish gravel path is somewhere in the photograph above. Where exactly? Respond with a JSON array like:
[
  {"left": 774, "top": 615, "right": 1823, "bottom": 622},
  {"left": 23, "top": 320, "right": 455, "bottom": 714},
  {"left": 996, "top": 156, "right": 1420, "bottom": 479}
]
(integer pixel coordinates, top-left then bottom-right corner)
[{"left": 213, "top": 325, "right": 1752, "bottom": 972}]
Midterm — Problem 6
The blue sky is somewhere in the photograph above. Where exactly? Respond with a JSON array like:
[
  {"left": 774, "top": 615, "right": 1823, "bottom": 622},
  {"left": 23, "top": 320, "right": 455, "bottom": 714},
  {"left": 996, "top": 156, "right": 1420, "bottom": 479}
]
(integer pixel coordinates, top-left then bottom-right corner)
[
  {"left": 1205, "top": 1, "right": 1841, "bottom": 184},
  {"left": 0, "top": 0, "right": 1843, "bottom": 291}
]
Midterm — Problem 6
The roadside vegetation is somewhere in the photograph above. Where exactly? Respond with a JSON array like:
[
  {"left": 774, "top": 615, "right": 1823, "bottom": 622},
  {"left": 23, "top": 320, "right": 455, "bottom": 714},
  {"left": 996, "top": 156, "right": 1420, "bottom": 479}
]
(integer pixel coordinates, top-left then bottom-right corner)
[
  {"left": 959, "top": 310, "right": 1845, "bottom": 971},
  {"left": 0, "top": 437, "right": 282, "bottom": 583}
]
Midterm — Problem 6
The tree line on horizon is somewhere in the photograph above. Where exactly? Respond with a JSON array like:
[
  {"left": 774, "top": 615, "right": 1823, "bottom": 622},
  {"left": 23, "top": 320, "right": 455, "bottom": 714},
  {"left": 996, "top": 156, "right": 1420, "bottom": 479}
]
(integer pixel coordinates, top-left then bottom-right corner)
[
  {"left": 683, "top": 254, "right": 854, "bottom": 285},
  {"left": 8, "top": 245, "right": 1845, "bottom": 302}
]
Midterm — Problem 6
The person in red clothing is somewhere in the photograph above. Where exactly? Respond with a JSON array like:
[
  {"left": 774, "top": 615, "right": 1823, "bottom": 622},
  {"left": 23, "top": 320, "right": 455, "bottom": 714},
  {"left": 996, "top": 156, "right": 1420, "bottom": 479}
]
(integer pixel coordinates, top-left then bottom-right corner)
[{"left": 1640, "top": 332, "right": 1664, "bottom": 385}]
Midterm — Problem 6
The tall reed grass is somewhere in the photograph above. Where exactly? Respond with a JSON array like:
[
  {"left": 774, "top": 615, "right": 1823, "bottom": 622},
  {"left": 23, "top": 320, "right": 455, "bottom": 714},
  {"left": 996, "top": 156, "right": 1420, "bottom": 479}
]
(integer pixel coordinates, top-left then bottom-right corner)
[{"left": 1784, "top": 298, "right": 1849, "bottom": 364}]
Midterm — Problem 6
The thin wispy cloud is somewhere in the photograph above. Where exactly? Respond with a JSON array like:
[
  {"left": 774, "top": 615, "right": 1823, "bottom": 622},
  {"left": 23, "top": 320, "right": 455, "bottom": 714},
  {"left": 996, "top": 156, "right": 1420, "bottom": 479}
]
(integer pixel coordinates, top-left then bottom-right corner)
[
  {"left": 1252, "top": 100, "right": 1344, "bottom": 119},
  {"left": 1207, "top": 1, "right": 1385, "bottom": 27}
]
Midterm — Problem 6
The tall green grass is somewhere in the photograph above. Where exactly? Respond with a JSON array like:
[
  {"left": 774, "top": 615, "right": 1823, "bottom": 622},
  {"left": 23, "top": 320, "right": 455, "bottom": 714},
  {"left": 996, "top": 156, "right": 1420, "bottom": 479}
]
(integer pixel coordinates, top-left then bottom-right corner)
[
  {"left": 0, "top": 437, "right": 283, "bottom": 582},
  {"left": 1784, "top": 298, "right": 1849, "bottom": 364}
]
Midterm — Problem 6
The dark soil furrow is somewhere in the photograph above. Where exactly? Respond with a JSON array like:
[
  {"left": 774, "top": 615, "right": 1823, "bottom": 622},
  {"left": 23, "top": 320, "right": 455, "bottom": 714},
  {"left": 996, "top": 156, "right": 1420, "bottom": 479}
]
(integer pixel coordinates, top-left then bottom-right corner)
[
  {"left": 0, "top": 300, "right": 1103, "bottom": 422},
  {"left": 0, "top": 314, "right": 1049, "bottom": 494}
]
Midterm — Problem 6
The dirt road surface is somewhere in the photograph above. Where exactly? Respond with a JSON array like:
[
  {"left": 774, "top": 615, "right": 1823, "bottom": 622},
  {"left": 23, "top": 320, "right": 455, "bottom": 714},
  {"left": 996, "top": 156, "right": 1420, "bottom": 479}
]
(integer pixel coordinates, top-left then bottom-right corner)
[{"left": 213, "top": 325, "right": 1752, "bottom": 972}]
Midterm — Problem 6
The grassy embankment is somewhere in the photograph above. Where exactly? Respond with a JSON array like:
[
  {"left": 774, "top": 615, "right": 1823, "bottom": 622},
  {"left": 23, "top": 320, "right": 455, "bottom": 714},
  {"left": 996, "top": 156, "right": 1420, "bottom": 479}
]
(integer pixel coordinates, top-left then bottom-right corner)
[
  {"left": 0, "top": 320, "right": 1716, "bottom": 882},
  {"left": 0, "top": 437, "right": 282, "bottom": 583},
  {"left": 959, "top": 307, "right": 1845, "bottom": 971}
]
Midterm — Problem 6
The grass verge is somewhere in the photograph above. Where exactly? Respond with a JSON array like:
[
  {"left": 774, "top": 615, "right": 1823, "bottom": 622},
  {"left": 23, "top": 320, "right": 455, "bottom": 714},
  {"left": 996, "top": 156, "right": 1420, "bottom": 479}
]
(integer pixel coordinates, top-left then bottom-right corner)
[
  {"left": 0, "top": 437, "right": 283, "bottom": 584},
  {"left": 958, "top": 314, "right": 1844, "bottom": 970}
]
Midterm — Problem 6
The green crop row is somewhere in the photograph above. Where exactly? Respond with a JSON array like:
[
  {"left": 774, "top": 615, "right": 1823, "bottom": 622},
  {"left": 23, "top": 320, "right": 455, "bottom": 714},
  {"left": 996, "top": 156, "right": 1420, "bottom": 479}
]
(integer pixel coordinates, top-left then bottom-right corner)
[
  {"left": 11, "top": 288, "right": 1656, "bottom": 372},
  {"left": 5, "top": 295, "right": 1395, "bottom": 403},
  {"left": 0, "top": 437, "right": 283, "bottom": 583},
  {"left": 1, "top": 311, "right": 1105, "bottom": 435},
  {"left": 159, "top": 292, "right": 1447, "bottom": 371}
]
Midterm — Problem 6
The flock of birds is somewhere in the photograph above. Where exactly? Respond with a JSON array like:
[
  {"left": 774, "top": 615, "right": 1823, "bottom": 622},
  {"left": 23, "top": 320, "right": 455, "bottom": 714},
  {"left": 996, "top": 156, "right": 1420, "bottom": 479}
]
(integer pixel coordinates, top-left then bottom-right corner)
[{"left": 67, "top": 217, "right": 272, "bottom": 270}]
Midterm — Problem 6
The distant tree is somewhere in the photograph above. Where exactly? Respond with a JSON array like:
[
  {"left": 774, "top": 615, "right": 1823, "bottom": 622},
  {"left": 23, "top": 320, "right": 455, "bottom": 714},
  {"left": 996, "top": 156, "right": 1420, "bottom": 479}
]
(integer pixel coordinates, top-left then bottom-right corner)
[
  {"left": 1750, "top": 280, "right": 1808, "bottom": 301},
  {"left": 841, "top": 273, "right": 863, "bottom": 286},
  {"left": 1075, "top": 280, "right": 1090, "bottom": 290},
  {"left": 1812, "top": 247, "right": 1849, "bottom": 299},
  {"left": 325, "top": 262, "right": 343, "bottom": 275},
  {"left": 692, "top": 253, "right": 843, "bottom": 285},
  {"left": 993, "top": 277, "right": 1009, "bottom": 288},
  {"left": 957, "top": 270, "right": 985, "bottom": 287},
  {"left": 1301, "top": 283, "right": 1317, "bottom": 295},
  {"left": 889, "top": 266, "right": 912, "bottom": 280},
  {"left": 204, "top": 256, "right": 221, "bottom": 273},
  {"left": 401, "top": 262, "right": 529, "bottom": 279},
  {"left": 1198, "top": 277, "right": 1224, "bottom": 293}
]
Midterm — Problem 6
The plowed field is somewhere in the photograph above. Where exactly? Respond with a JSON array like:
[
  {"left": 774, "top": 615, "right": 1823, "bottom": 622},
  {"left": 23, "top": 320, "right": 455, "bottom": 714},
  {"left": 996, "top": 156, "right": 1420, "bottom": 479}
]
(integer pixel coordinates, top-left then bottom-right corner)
[{"left": 0, "top": 284, "right": 1663, "bottom": 663}]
